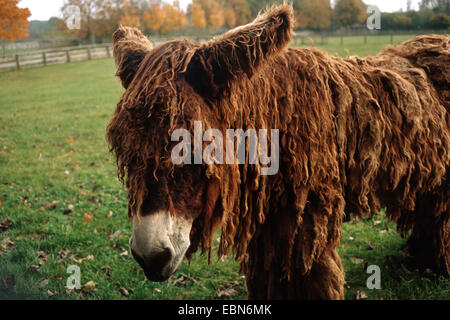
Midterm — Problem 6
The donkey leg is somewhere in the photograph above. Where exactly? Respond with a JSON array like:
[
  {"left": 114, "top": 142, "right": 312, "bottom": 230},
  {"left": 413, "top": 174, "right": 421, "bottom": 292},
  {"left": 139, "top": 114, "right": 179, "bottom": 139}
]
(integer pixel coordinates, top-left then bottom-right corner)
[
  {"left": 296, "top": 249, "right": 345, "bottom": 300},
  {"left": 407, "top": 210, "right": 450, "bottom": 277}
]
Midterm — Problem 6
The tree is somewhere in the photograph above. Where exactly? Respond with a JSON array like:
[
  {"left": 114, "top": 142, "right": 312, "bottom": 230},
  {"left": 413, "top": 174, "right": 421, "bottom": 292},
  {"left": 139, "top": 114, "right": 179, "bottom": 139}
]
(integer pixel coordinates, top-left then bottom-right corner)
[
  {"left": 296, "top": 0, "right": 332, "bottom": 30},
  {"left": 224, "top": 7, "right": 237, "bottom": 28},
  {"left": 420, "top": 0, "right": 450, "bottom": 14},
  {"left": 430, "top": 12, "right": 450, "bottom": 28},
  {"left": 0, "top": 0, "right": 31, "bottom": 42},
  {"left": 198, "top": 0, "right": 224, "bottom": 29},
  {"left": 393, "top": 14, "right": 413, "bottom": 29},
  {"left": 191, "top": 0, "right": 207, "bottom": 29},
  {"left": 143, "top": 2, "right": 166, "bottom": 32},
  {"left": 159, "top": 1, "right": 186, "bottom": 34},
  {"left": 333, "top": 0, "right": 366, "bottom": 28},
  {"left": 207, "top": 0, "right": 224, "bottom": 29},
  {"left": 120, "top": 1, "right": 141, "bottom": 28},
  {"left": 228, "top": 0, "right": 253, "bottom": 26}
]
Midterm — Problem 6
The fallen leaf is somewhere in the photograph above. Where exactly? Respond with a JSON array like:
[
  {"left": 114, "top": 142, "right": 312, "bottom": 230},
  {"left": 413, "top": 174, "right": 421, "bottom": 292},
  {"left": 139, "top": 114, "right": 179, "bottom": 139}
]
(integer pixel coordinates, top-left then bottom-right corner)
[
  {"left": 379, "top": 230, "right": 387, "bottom": 234},
  {"left": 0, "top": 199, "right": 3, "bottom": 205},
  {"left": 70, "top": 254, "right": 83, "bottom": 264},
  {"left": 83, "top": 212, "right": 94, "bottom": 223},
  {"left": 54, "top": 275, "right": 63, "bottom": 280},
  {"left": 85, "top": 255, "right": 94, "bottom": 261},
  {"left": 356, "top": 290, "right": 368, "bottom": 300},
  {"left": 58, "top": 249, "right": 70, "bottom": 259},
  {"left": 38, "top": 279, "right": 49, "bottom": 288},
  {"left": 30, "top": 265, "right": 40, "bottom": 272},
  {"left": 119, "top": 287, "right": 129, "bottom": 296},
  {"left": 372, "top": 220, "right": 382, "bottom": 226},
  {"left": 348, "top": 236, "right": 355, "bottom": 241},
  {"left": 173, "top": 276, "right": 188, "bottom": 286},
  {"left": 154, "top": 288, "right": 161, "bottom": 294},
  {"left": 47, "top": 289, "right": 55, "bottom": 297},
  {"left": 66, "top": 138, "right": 74, "bottom": 144},
  {"left": 120, "top": 250, "right": 128, "bottom": 257},
  {"left": 217, "top": 287, "right": 237, "bottom": 299},
  {"left": 0, "top": 218, "right": 12, "bottom": 231},
  {"left": 108, "top": 230, "right": 122, "bottom": 239},
  {"left": 37, "top": 251, "right": 49, "bottom": 265},
  {"left": 107, "top": 211, "right": 113, "bottom": 218},
  {"left": 82, "top": 281, "right": 96, "bottom": 292},
  {"left": 350, "top": 257, "right": 364, "bottom": 264},
  {"left": 42, "top": 201, "right": 59, "bottom": 211}
]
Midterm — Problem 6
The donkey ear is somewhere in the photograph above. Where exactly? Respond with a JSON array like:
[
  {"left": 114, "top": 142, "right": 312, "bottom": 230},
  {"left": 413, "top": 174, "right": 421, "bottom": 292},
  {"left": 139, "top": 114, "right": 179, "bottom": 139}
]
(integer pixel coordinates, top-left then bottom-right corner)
[
  {"left": 185, "top": 4, "right": 294, "bottom": 98},
  {"left": 113, "top": 26, "right": 153, "bottom": 89}
]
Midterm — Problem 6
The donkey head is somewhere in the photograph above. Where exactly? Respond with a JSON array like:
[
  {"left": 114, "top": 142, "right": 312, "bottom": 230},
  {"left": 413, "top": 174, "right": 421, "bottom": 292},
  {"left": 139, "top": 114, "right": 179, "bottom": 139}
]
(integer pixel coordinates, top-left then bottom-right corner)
[{"left": 107, "top": 4, "right": 293, "bottom": 282}]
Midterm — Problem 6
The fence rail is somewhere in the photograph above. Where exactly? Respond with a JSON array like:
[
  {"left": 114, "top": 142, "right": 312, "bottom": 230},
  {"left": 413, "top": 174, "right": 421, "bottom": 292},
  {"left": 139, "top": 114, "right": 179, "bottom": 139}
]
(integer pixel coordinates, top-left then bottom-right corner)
[{"left": 0, "top": 44, "right": 113, "bottom": 73}]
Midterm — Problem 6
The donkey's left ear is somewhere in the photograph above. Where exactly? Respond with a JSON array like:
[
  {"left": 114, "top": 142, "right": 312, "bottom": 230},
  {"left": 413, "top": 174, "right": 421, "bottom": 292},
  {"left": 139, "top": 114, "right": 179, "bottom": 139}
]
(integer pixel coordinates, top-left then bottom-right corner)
[
  {"left": 184, "top": 4, "right": 294, "bottom": 98},
  {"left": 113, "top": 26, "right": 153, "bottom": 89}
]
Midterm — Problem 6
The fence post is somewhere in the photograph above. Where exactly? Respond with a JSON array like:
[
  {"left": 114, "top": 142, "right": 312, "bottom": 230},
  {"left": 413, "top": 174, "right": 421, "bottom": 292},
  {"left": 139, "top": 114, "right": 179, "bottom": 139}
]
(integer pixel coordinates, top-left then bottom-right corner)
[
  {"left": 87, "top": 48, "right": 92, "bottom": 60},
  {"left": 42, "top": 52, "right": 47, "bottom": 66},
  {"left": 66, "top": 50, "right": 71, "bottom": 63},
  {"left": 390, "top": 33, "right": 394, "bottom": 44},
  {"left": 15, "top": 54, "right": 20, "bottom": 70}
]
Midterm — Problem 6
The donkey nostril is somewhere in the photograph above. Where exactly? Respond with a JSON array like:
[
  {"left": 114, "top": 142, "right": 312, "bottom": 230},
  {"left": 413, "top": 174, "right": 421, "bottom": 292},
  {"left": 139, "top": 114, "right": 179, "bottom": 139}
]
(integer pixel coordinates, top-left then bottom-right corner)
[{"left": 148, "top": 247, "right": 173, "bottom": 270}]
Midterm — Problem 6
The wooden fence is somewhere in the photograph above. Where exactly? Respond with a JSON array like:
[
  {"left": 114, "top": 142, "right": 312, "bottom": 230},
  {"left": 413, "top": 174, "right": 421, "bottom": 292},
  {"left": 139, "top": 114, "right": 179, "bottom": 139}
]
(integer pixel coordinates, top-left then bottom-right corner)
[{"left": 0, "top": 44, "right": 113, "bottom": 73}]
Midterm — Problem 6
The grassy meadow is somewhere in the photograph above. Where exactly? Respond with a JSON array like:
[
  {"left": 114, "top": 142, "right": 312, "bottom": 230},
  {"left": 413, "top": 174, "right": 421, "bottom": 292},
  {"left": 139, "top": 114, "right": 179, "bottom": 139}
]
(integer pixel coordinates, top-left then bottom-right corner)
[{"left": 0, "top": 35, "right": 449, "bottom": 300}]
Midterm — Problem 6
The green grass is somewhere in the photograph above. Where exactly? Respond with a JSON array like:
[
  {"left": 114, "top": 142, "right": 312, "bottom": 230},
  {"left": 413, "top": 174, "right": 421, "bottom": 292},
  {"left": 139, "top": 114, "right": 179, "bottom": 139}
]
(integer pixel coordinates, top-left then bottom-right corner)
[
  {"left": 290, "top": 34, "right": 420, "bottom": 57},
  {"left": 0, "top": 35, "right": 449, "bottom": 300}
]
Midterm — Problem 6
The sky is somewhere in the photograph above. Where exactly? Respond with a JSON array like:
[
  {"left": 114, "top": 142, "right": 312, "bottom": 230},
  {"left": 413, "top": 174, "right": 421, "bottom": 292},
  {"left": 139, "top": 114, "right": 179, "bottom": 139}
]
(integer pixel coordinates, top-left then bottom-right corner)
[{"left": 19, "top": 0, "right": 422, "bottom": 21}]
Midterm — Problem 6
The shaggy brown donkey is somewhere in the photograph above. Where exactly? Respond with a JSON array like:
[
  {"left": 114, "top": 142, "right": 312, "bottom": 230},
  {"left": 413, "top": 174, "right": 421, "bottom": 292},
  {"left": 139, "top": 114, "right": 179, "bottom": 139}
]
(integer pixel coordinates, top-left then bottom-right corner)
[{"left": 107, "top": 4, "right": 449, "bottom": 299}]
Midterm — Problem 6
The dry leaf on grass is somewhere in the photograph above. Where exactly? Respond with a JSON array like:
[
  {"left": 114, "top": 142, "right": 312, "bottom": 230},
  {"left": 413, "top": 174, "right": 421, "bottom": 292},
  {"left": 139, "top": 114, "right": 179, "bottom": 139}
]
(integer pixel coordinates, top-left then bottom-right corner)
[
  {"left": 172, "top": 276, "right": 189, "bottom": 287},
  {"left": 119, "top": 287, "right": 130, "bottom": 297},
  {"left": 372, "top": 220, "right": 382, "bottom": 226},
  {"left": 83, "top": 212, "right": 94, "bottom": 223},
  {"left": 350, "top": 257, "right": 364, "bottom": 264},
  {"left": 38, "top": 279, "right": 49, "bottom": 288},
  {"left": 82, "top": 281, "right": 96, "bottom": 292},
  {"left": 356, "top": 290, "right": 368, "bottom": 300},
  {"left": 217, "top": 287, "right": 237, "bottom": 299},
  {"left": 120, "top": 250, "right": 128, "bottom": 257},
  {"left": 154, "top": 288, "right": 161, "bottom": 294},
  {"left": 37, "top": 251, "right": 49, "bottom": 265},
  {"left": 108, "top": 230, "right": 122, "bottom": 239},
  {"left": 107, "top": 211, "right": 113, "bottom": 218},
  {"left": 0, "top": 199, "right": 3, "bottom": 206},
  {"left": 30, "top": 265, "right": 40, "bottom": 272},
  {"left": 41, "top": 201, "right": 59, "bottom": 211},
  {"left": 0, "top": 218, "right": 12, "bottom": 231},
  {"left": 57, "top": 249, "right": 70, "bottom": 259},
  {"left": 47, "top": 290, "right": 55, "bottom": 297}
]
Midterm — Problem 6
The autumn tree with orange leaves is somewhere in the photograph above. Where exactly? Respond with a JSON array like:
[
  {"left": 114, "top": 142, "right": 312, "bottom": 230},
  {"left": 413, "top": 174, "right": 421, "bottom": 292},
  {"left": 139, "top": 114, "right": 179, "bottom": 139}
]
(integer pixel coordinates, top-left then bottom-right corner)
[
  {"left": 190, "top": 0, "right": 207, "bottom": 29},
  {"left": 0, "top": 0, "right": 31, "bottom": 43},
  {"left": 159, "top": 1, "right": 186, "bottom": 34},
  {"left": 143, "top": 2, "right": 166, "bottom": 33}
]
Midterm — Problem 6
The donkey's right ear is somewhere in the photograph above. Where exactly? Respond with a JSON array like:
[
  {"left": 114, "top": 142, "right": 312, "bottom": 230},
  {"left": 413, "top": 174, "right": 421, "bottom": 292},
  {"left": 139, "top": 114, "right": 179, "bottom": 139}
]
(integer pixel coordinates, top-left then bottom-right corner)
[
  {"left": 184, "top": 4, "right": 294, "bottom": 98},
  {"left": 113, "top": 26, "right": 153, "bottom": 89}
]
